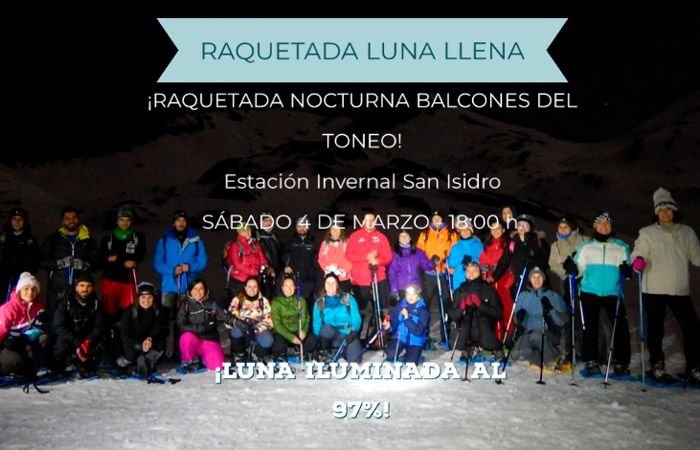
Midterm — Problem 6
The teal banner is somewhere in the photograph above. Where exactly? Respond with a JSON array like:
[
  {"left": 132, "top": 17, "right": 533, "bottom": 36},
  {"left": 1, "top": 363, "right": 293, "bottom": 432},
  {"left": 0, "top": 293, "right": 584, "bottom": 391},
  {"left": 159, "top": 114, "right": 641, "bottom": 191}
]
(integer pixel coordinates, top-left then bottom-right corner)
[{"left": 158, "top": 18, "right": 567, "bottom": 83}]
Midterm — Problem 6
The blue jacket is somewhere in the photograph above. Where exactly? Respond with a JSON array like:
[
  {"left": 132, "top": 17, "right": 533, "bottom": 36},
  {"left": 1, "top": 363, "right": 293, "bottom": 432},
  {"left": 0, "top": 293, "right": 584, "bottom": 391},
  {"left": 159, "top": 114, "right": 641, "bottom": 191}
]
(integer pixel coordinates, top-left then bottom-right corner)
[
  {"left": 574, "top": 238, "right": 629, "bottom": 297},
  {"left": 313, "top": 293, "right": 361, "bottom": 336},
  {"left": 152, "top": 227, "right": 208, "bottom": 294},
  {"left": 387, "top": 298, "right": 430, "bottom": 347},
  {"left": 514, "top": 288, "right": 567, "bottom": 331},
  {"left": 447, "top": 237, "right": 484, "bottom": 290}
]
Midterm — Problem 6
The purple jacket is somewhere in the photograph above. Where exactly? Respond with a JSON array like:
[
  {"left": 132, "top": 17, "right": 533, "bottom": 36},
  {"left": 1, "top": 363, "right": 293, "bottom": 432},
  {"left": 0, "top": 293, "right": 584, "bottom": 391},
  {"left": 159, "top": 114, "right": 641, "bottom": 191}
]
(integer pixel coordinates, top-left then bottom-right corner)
[{"left": 388, "top": 246, "right": 433, "bottom": 293}]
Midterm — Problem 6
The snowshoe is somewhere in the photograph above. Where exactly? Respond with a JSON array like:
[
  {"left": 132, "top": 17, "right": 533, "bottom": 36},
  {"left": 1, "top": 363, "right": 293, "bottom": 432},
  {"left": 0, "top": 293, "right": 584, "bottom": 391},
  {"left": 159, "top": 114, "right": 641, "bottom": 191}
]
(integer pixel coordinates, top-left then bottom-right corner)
[{"left": 580, "top": 361, "right": 603, "bottom": 378}]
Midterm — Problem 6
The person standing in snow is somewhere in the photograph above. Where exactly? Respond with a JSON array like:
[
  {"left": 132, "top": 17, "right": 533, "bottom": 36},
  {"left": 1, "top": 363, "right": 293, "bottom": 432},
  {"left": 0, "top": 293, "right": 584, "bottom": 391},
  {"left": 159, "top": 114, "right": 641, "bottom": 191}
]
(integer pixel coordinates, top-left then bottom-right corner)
[
  {"left": 416, "top": 210, "right": 457, "bottom": 348},
  {"left": 507, "top": 214, "right": 550, "bottom": 297},
  {"left": 225, "top": 224, "right": 268, "bottom": 302},
  {"left": 387, "top": 230, "right": 432, "bottom": 303},
  {"left": 0, "top": 207, "right": 39, "bottom": 305},
  {"left": 282, "top": 216, "right": 318, "bottom": 311},
  {"left": 480, "top": 218, "right": 516, "bottom": 341},
  {"left": 317, "top": 221, "right": 353, "bottom": 293},
  {"left": 631, "top": 188, "right": 700, "bottom": 384},
  {"left": 447, "top": 218, "right": 484, "bottom": 292},
  {"left": 568, "top": 212, "right": 632, "bottom": 376},
  {"left": 152, "top": 210, "right": 208, "bottom": 358},
  {"left": 39, "top": 207, "right": 99, "bottom": 320},
  {"left": 254, "top": 213, "right": 282, "bottom": 300}
]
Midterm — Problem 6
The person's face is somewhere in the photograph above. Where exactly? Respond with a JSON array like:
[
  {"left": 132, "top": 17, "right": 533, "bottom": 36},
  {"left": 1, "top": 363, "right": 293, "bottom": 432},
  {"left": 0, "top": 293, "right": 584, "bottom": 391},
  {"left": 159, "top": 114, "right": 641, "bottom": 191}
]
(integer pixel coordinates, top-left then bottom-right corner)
[
  {"left": 557, "top": 223, "right": 572, "bottom": 236},
  {"left": 517, "top": 220, "right": 530, "bottom": 234},
  {"left": 62, "top": 211, "right": 80, "bottom": 232},
  {"left": 657, "top": 207, "right": 675, "bottom": 225},
  {"left": 501, "top": 208, "right": 513, "bottom": 221},
  {"left": 173, "top": 217, "right": 188, "bottom": 232},
  {"left": 330, "top": 225, "right": 342, "bottom": 240},
  {"left": 490, "top": 224, "right": 504, "bottom": 239},
  {"left": 325, "top": 277, "right": 339, "bottom": 295},
  {"left": 241, "top": 226, "right": 252, "bottom": 239},
  {"left": 405, "top": 288, "right": 420, "bottom": 304},
  {"left": 296, "top": 224, "right": 309, "bottom": 236},
  {"left": 190, "top": 282, "right": 206, "bottom": 301},
  {"left": 117, "top": 216, "right": 132, "bottom": 231},
  {"left": 398, "top": 232, "right": 411, "bottom": 245},
  {"left": 139, "top": 293, "right": 154, "bottom": 309},
  {"left": 244, "top": 279, "right": 259, "bottom": 297},
  {"left": 19, "top": 285, "right": 37, "bottom": 302},
  {"left": 431, "top": 215, "right": 443, "bottom": 227},
  {"left": 281, "top": 279, "right": 296, "bottom": 297},
  {"left": 363, "top": 214, "right": 376, "bottom": 232},
  {"left": 466, "top": 265, "right": 481, "bottom": 281},
  {"left": 530, "top": 273, "right": 544, "bottom": 289},
  {"left": 261, "top": 217, "right": 274, "bottom": 231},
  {"left": 459, "top": 227, "right": 473, "bottom": 239},
  {"left": 11, "top": 215, "right": 25, "bottom": 232},
  {"left": 75, "top": 281, "right": 94, "bottom": 299},
  {"left": 594, "top": 220, "right": 612, "bottom": 236}
]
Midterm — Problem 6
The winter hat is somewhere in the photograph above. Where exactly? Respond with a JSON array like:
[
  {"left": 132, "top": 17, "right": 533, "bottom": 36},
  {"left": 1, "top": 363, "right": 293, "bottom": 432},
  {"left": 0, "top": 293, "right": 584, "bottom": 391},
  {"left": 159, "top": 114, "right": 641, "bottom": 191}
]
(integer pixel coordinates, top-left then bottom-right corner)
[
  {"left": 117, "top": 205, "right": 134, "bottom": 218},
  {"left": 593, "top": 211, "right": 614, "bottom": 226},
  {"left": 431, "top": 209, "right": 444, "bottom": 220},
  {"left": 457, "top": 217, "right": 474, "bottom": 232},
  {"left": 137, "top": 281, "right": 156, "bottom": 297},
  {"left": 515, "top": 214, "right": 534, "bottom": 228},
  {"left": 528, "top": 266, "right": 547, "bottom": 281},
  {"left": 9, "top": 207, "right": 27, "bottom": 219},
  {"left": 172, "top": 210, "right": 188, "bottom": 221},
  {"left": 556, "top": 215, "right": 577, "bottom": 230},
  {"left": 75, "top": 272, "right": 95, "bottom": 285},
  {"left": 653, "top": 188, "right": 678, "bottom": 214},
  {"left": 15, "top": 272, "right": 40, "bottom": 293}
]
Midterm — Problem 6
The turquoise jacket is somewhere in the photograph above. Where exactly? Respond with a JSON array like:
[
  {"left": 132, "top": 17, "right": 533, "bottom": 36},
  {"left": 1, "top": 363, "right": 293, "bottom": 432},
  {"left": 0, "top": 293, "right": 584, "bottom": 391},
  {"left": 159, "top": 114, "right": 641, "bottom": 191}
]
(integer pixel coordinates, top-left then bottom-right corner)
[
  {"left": 574, "top": 238, "right": 629, "bottom": 297},
  {"left": 313, "top": 293, "right": 362, "bottom": 336}
]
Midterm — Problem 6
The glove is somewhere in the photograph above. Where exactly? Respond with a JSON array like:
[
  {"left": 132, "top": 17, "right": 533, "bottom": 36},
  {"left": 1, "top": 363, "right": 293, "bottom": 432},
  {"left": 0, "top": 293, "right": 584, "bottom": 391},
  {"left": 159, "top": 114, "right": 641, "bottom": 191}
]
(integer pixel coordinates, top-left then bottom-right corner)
[
  {"left": 391, "top": 291, "right": 400, "bottom": 303},
  {"left": 234, "top": 318, "right": 251, "bottom": 333},
  {"left": 515, "top": 309, "right": 527, "bottom": 325},
  {"left": 345, "top": 331, "right": 358, "bottom": 344},
  {"left": 72, "top": 258, "right": 87, "bottom": 270},
  {"left": 632, "top": 257, "right": 646, "bottom": 272},
  {"left": 76, "top": 339, "right": 91, "bottom": 362},
  {"left": 56, "top": 256, "right": 73, "bottom": 269},
  {"left": 3, "top": 333, "right": 28, "bottom": 352},
  {"left": 541, "top": 296, "right": 553, "bottom": 314},
  {"left": 563, "top": 256, "right": 578, "bottom": 276},
  {"left": 619, "top": 262, "right": 633, "bottom": 279},
  {"left": 22, "top": 328, "right": 42, "bottom": 343}
]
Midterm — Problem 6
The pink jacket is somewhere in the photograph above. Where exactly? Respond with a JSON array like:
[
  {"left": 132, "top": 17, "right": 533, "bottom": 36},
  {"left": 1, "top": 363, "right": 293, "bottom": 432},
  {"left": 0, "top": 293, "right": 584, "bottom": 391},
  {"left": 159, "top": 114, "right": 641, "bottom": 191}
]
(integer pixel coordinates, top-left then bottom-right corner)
[
  {"left": 0, "top": 291, "right": 46, "bottom": 345},
  {"left": 317, "top": 240, "right": 353, "bottom": 282}
]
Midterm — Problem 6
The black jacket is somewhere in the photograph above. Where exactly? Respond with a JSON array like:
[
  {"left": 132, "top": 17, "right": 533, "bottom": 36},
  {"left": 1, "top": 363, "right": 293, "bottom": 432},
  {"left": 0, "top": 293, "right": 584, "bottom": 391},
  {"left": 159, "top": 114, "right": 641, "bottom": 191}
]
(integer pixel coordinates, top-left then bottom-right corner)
[
  {"left": 0, "top": 223, "right": 39, "bottom": 277},
  {"left": 282, "top": 234, "right": 317, "bottom": 281},
  {"left": 53, "top": 291, "right": 105, "bottom": 348},
  {"left": 121, "top": 304, "right": 166, "bottom": 352},
  {"left": 255, "top": 228, "right": 282, "bottom": 272},
  {"left": 449, "top": 277, "right": 502, "bottom": 350},
  {"left": 177, "top": 295, "right": 241, "bottom": 342},
  {"left": 509, "top": 232, "right": 549, "bottom": 277},
  {"left": 39, "top": 229, "right": 99, "bottom": 288},
  {"left": 99, "top": 230, "right": 147, "bottom": 283}
]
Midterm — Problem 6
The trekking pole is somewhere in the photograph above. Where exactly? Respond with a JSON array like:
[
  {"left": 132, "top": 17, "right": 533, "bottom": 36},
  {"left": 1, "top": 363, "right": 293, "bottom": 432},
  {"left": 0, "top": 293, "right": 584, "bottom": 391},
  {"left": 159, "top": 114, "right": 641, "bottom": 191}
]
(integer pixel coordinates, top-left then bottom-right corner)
[
  {"left": 435, "top": 263, "right": 449, "bottom": 349},
  {"left": 131, "top": 267, "right": 139, "bottom": 305},
  {"left": 502, "top": 265, "right": 528, "bottom": 346},
  {"left": 296, "top": 272, "right": 305, "bottom": 366},
  {"left": 536, "top": 306, "right": 547, "bottom": 385},
  {"left": 603, "top": 276, "right": 625, "bottom": 386},
  {"left": 393, "top": 322, "right": 402, "bottom": 364},
  {"left": 637, "top": 271, "right": 647, "bottom": 391},
  {"left": 450, "top": 326, "right": 461, "bottom": 361},
  {"left": 369, "top": 265, "right": 385, "bottom": 348},
  {"left": 332, "top": 337, "right": 348, "bottom": 363},
  {"left": 443, "top": 252, "right": 455, "bottom": 304},
  {"left": 569, "top": 273, "right": 578, "bottom": 385}
]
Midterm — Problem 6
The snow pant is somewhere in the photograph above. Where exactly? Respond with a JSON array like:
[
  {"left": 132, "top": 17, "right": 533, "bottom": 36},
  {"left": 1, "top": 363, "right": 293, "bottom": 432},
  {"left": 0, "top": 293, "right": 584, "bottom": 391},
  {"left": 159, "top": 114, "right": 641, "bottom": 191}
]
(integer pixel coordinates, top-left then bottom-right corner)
[
  {"left": 52, "top": 335, "right": 102, "bottom": 373},
  {"left": 558, "top": 276, "right": 583, "bottom": 362},
  {"left": 230, "top": 328, "right": 274, "bottom": 357},
  {"left": 510, "top": 329, "right": 562, "bottom": 365},
  {"left": 385, "top": 339, "right": 423, "bottom": 364},
  {"left": 179, "top": 332, "right": 224, "bottom": 370},
  {"left": 494, "top": 280, "right": 515, "bottom": 342},
  {"left": 580, "top": 292, "right": 630, "bottom": 365},
  {"left": 423, "top": 274, "right": 450, "bottom": 342},
  {"left": 352, "top": 280, "right": 389, "bottom": 341},
  {"left": 644, "top": 294, "right": 700, "bottom": 371},
  {"left": 123, "top": 345, "right": 163, "bottom": 376},
  {"left": 271, "top": 333, "right": 319, "bottom": 359},
  {"left": 0, "top": 337, "right": 47, "bottom": 379},
  {"left": 448, "top": 312, "right": 500, "bottom": 352},
  {"left": 161, "top": 291, "right": 182, "bottom": 359},
  {"left": 318, "top": 324, "right": 362, "bottom": 363}
]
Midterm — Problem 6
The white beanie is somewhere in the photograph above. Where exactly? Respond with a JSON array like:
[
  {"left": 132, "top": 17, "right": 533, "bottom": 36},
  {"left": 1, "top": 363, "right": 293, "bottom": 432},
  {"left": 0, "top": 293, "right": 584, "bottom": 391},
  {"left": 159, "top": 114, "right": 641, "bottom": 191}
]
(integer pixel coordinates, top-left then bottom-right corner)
[
  {"left": 15, "top": 272, "right": 40, "bottom": 293},
  {"left": 653, "top": 188, "right": 678, "bottom": 214}
]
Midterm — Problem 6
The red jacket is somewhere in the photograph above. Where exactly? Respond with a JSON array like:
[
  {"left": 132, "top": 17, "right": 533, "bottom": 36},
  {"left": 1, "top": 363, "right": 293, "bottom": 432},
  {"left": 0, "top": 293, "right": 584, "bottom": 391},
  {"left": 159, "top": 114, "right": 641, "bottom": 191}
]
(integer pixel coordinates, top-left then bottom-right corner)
[
  {"left": 346, "top": 229, "right": 393, "bottom": 286},
  {"left": 226, "top": 235, "right": 269, "bottom": 283},
  {"left": 317, "top": 240, "right": 353, "bottom": 282},
  {"left": 0, "top": 291, "right": 46, "bottom": 345}
]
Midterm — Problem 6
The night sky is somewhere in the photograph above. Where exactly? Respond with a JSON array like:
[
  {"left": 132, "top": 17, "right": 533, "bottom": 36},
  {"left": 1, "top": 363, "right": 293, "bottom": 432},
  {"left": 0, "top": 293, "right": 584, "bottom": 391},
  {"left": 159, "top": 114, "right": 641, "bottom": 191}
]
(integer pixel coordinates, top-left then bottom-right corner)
[{"left": 5, "top": 4, "right": 700, "bottom": 163}]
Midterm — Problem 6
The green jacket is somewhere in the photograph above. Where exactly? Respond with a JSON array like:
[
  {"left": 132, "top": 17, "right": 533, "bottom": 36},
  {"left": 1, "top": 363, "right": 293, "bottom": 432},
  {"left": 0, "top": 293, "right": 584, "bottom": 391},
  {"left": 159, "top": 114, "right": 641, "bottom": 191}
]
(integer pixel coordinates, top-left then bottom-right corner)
[{"left": 271, "top": 295, "right": 310, "bottom": 343}]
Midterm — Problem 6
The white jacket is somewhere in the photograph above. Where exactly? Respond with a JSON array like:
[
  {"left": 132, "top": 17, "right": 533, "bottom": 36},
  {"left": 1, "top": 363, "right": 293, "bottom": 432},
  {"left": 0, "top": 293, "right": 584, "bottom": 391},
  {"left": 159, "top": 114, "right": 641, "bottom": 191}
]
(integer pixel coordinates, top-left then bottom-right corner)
[{"left": 632, "top": 223, "right": 700, "bottom": 296}]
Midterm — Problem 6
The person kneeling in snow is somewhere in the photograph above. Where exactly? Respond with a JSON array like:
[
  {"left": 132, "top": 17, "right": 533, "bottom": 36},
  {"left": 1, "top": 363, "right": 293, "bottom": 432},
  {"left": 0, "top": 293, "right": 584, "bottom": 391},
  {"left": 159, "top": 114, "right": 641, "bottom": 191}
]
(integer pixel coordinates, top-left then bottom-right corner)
[
  {"left": 313, "top": 273, "right": 363, "bottom": 363},
  {"left": 509, "top": 267, "right": 569, "bottom": 373},
  {"left": 270, "top": 275, "right": 319, "bottom": 363},
  {"left": 0, "top": 272, "right": 47, "bottom": 382},
  {"left": 228, "top": 276, "right": 275, "bottom": 362},
  {"left": 118, "top": 281, "right": 167, "bottom": 377},
  {"left": 448, "top": 261, "right": 503, "bottom": 361},
  {"left": 382, "top": 284, "right": 430, "bottom": 364}
]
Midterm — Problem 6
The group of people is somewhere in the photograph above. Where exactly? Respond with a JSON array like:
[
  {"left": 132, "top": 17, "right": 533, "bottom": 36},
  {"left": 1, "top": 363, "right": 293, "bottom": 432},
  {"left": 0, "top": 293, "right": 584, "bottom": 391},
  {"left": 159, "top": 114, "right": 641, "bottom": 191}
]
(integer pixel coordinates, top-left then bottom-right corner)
[{"left": 1, "top": 187, "right": 699, "bottom": 387}]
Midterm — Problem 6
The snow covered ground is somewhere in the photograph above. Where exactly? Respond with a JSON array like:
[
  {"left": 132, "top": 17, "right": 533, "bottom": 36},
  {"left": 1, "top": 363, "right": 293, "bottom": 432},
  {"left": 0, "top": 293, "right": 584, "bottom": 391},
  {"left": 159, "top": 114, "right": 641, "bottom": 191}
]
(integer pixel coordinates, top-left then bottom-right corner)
[{"left": 2, "top": 346, "right": 699, "bottom": 450}]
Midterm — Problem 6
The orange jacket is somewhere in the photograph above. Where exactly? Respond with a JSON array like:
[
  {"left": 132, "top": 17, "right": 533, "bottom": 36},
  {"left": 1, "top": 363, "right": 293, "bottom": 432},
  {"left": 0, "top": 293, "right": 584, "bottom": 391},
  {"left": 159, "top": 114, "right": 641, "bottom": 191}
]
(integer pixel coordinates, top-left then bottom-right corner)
[{"left": 416, "top": 225, "right": 457, "bottom": 274}]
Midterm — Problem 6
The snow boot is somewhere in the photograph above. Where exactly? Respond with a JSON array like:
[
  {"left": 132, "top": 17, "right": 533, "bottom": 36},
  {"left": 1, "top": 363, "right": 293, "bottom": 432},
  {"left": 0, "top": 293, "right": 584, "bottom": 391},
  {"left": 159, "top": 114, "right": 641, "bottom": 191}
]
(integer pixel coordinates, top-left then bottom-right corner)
[
  {"left": 585, "top": 360, "right": 601, "bottom": 375},
  {"left": 613, "top": 364, "right": 630, "bottom": 377},
  {"left": 647, "top": 362, "right": 677, "bottom": 385}
]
